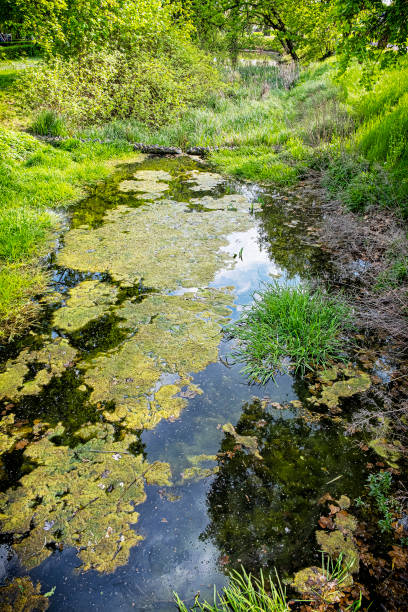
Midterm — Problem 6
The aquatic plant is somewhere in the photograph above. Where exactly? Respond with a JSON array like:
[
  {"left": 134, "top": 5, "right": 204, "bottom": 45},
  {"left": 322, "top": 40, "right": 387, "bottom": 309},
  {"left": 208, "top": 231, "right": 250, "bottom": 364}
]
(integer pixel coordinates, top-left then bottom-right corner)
[
  {"left": 174, "top": 568, "right": 290, "bottom": 612},
  {"left": 228, "top": 283, "right": 353, "bottom": 383},
  {"left": 367, "top": 472, "right": 400, "bottom": 533}
]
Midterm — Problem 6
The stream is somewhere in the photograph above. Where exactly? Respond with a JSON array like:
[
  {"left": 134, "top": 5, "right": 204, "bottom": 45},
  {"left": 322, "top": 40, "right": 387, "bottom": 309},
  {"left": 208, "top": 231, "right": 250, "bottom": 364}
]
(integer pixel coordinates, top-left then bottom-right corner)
[{"left": 0, "top": 155, "right": 371, "bottom": 610}]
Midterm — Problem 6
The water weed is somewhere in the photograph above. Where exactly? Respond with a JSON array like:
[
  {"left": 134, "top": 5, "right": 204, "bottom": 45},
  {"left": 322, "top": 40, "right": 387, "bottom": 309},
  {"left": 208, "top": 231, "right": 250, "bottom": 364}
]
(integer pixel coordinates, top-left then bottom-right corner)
[{"left": 228, "top": 283, "right": 353, "bottom": 383}]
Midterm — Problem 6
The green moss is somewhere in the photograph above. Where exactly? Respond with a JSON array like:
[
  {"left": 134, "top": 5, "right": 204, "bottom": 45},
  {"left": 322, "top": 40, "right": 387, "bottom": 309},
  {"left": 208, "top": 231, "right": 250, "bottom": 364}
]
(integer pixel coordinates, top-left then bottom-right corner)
[
  {"left": 181, "top": 465, "right": 219, "bottom": 483},
  {"left": 316, "top": 529, "right": 359, "bottom": 573},
  {"left": 0, "top": 426, "right": 171, "bottom": 572},
  {"left": 222, "top": 423, "right": 262, "bottom": 460},
  {"left": 53, "top": 280, "right": 119, "bottom": 333},
  {"left": 57, "top": 179, "right": 254, "bottom": 290},
  {"left": 312, "top": 367, "right": 371, "bottom": 411},
  {"left": 0, "top": 414, "right": 28, "bottom": 454},
  {"left": 186, "top": 170, "right": 226, "bottom": 191},
  {"left": 0, "top": 576, "right": 50, "bottom": 611},
  {"left": 85, "top": 291, "right": 232, "bottom": 431},
  {"left": 118, "top": 169, "right": 172, "bottom": 199},
  {"left": 368, "top": 438, "right": 402, "bottom": 468},
  {"left": 0, "top": 338, "right": 77, "bottom": 401}
]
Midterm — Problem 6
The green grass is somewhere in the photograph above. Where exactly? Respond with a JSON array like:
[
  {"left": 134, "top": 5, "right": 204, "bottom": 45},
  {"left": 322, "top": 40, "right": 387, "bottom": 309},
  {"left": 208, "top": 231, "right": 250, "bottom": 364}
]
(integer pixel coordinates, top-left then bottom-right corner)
[
  {"left": 174, "top": 569, "right": 290, "bottom": 612},
  {"left": 228, "top": 283, "right": 353, "bottom": 383},
  {"left": 31, "top": 110, "right": 67, "bottom": 136},
  {"left": 0, "top": 117, "right": 134, "bottom": 340}
]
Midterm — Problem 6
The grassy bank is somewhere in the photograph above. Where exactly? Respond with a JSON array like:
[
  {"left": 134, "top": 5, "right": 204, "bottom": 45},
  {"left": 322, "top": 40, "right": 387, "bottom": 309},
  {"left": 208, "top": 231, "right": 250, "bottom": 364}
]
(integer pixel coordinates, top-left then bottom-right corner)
[
  {"left": 0, "top": 109, "right": 134, "bottom": 340},
  {"left": 72, "top": 57, "right": 408, "bottom": 215}
]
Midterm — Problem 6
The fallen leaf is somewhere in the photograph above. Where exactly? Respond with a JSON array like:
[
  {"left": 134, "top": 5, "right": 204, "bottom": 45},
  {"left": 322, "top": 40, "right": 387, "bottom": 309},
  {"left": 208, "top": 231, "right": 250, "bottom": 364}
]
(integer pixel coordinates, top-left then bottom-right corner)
[
  {"left": 219, "top": 554, "right": 230, "bottom": 566},
  {"left": 318, "top": 516, "right": 335, "bottom": 530},
  {"left": 318, "top": 492, "right": 334, "bottom": 505}
]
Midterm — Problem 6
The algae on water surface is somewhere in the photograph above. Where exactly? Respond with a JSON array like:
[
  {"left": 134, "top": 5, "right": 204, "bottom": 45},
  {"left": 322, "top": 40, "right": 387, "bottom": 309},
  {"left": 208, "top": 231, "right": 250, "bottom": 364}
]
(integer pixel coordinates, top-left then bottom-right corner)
[
  {"left": 0, "top": 424, "right": 171, "bottom": 572},
  {"left": 0, "top": 161, "right": 256, "bottom": 574}
]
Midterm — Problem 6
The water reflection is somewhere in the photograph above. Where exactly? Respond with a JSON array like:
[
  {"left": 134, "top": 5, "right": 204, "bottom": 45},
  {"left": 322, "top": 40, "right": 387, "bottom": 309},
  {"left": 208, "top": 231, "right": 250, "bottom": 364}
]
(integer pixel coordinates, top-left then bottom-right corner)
[{"left": 202, "top": 397, "right": 368, "bottom": 578}]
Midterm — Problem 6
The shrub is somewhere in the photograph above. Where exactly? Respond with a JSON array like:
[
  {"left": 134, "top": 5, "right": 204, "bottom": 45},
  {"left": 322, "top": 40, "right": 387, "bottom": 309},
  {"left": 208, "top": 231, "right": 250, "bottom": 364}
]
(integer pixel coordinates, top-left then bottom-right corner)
[
  {"left": 16, "top": 35, "right": 222, "bottom": 128},
  {"left": 31, "top": 110, "right": 67, "bottom": 136},
  {"left": 228, "top": 283, "right": 353, "bottom": 383},
  {"left": 0, "top": 43, "right": 39, "bottom": 60}
]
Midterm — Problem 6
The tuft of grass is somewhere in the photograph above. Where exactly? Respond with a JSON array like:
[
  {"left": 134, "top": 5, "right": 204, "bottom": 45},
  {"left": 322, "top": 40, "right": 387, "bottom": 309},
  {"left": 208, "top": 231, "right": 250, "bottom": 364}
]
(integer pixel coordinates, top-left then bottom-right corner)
[
  {"left": 174, "top": 568, "right": 290, "bottom": 612},
  {"left": 376, "top": 255, "right": 408, "bottom": 290},
  {"left": 31, "top": 109, "right": 67, "bottom": 136},
  {"left": 211, "top": 147, "right": 300, "bottom": 185},
  {"left": 0, "top": 208, "right": 53, "bottom": 262},
  {"left": 228, "top": 283, "right": 353, "bottom": 383},
  {"left": 0, "top": 266, "right": 47, "bottom": 342}
]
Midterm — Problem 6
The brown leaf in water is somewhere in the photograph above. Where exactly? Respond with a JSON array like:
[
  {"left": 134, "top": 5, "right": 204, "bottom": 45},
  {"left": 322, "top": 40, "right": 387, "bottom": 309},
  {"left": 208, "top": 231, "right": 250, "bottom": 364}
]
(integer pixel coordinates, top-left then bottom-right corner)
[
  {"left": 15, "top": 439, "right": 29, "bottom": 450},
  {"left": 219, "top": 554, "right": 230, "bottom": 566},
  {"left": 318, "top": 516, "right": 335, "bottom": 530},
  {"left": 318, "top": 492, "right": 334, "bottom": 505},
  {"left": 388, "top": 545, "right": 408, "bottom": 569},
  {"left": 328, "top": 504, "right": 340, "bottom": 516}
]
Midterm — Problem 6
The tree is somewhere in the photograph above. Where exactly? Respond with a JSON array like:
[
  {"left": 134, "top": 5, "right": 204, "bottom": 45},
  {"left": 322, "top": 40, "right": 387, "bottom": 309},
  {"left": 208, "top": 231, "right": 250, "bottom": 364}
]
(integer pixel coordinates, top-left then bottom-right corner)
[
  {"left": 189, "top": 0, "right": 336, "bottom": 62},
  {"left": 3, "top": 0, "right": 191, "bottom": 56},
  {"left": 336, "top": 0, "right": 408, "bottom": 80}
]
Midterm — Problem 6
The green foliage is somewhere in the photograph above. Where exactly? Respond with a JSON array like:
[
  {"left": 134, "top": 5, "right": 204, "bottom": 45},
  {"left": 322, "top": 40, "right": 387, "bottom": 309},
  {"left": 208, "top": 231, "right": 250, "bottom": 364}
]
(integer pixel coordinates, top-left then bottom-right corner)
[
  {"left": 7, "top": 0, "right": 190, "bottom": 57},
  {"left": 0, "top": 43, "right": 39, "bottom": 60},
  {"left": 227, "top": 283, "right": 353, "bottom": 383},
  {"left": 240, "top": 32, "right": 281, "bottom": 53},
  {"left": 31, "top": 110, "right": 67, "bottom": 136},
  {"left": 189, "top": 0, "right": 336, "bottom": 62},
  {"left": 367, "top": 472, "right": 400, "bottom": 533},
  {"left": 17, "top": 37, "right": 221, "bottom": 128},
  {"left": 336, "top": 0, "right": 408, "bottom": 83},
  {"left": 174, "top": 568, "right": 290, "bottom": 611}
]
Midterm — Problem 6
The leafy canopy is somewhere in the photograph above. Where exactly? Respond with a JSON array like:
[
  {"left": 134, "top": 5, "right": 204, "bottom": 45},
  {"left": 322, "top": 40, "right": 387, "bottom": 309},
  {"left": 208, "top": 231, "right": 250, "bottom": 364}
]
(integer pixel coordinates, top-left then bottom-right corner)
[
  {"left": 336, "top": 0, "right": 408, "bottom": 82},
  {"left": 4, "top": 0, "right": 192, "bottom": 55}
]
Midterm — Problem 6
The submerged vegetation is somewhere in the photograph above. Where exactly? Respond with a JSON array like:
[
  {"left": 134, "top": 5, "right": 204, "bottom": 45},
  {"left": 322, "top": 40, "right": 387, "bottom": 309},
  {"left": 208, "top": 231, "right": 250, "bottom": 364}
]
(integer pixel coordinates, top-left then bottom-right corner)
[{"left": 228, "top": 283, "right": 353, "bottom": 383}]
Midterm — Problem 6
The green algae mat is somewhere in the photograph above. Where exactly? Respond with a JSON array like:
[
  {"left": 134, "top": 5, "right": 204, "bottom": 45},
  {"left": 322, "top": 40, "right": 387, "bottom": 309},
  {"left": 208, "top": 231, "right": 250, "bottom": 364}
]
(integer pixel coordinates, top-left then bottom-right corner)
[{"left": 0, "top": 158, "right": 259, "bottom": 574}]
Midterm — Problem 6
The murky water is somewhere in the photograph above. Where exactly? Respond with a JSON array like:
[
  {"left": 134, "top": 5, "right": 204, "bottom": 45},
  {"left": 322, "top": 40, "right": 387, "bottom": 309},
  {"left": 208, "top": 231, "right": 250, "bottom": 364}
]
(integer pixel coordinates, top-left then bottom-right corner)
[{"left": 0, "top": 155, "right": 369, "bottom": 610}]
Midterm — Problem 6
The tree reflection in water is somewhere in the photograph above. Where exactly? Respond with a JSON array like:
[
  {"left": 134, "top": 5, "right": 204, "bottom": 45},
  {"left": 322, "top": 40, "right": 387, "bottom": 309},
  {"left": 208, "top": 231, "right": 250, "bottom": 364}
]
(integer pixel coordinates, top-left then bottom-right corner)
[{"left": 201, "top": 398, "right": 367, "bottom": 578}]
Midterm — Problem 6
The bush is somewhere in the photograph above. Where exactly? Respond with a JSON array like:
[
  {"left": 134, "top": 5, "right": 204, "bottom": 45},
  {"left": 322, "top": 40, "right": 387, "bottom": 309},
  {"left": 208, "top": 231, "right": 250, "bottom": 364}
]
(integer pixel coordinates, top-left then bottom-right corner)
[
  {"left": 228, "top": 283, "right": 353, "bottom": 383},
  {"left": 16, "top": 34, "right": 222, "bottom": 128},
  {"left": 0, "top": 43, "right": 39, "bottom": 60}
]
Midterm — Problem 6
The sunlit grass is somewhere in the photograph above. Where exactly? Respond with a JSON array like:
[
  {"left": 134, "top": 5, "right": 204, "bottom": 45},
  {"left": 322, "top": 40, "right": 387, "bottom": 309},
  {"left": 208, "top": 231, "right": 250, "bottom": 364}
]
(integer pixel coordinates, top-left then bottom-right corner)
[
  {"left": 174, "top": 568, "right": 290, "bottom": 612},
  {"left": 0, "top": 119, "right": 133, "bottom": 339},
  {"left": 228, "top": 283, "right": 353, "bottom": 383}
]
